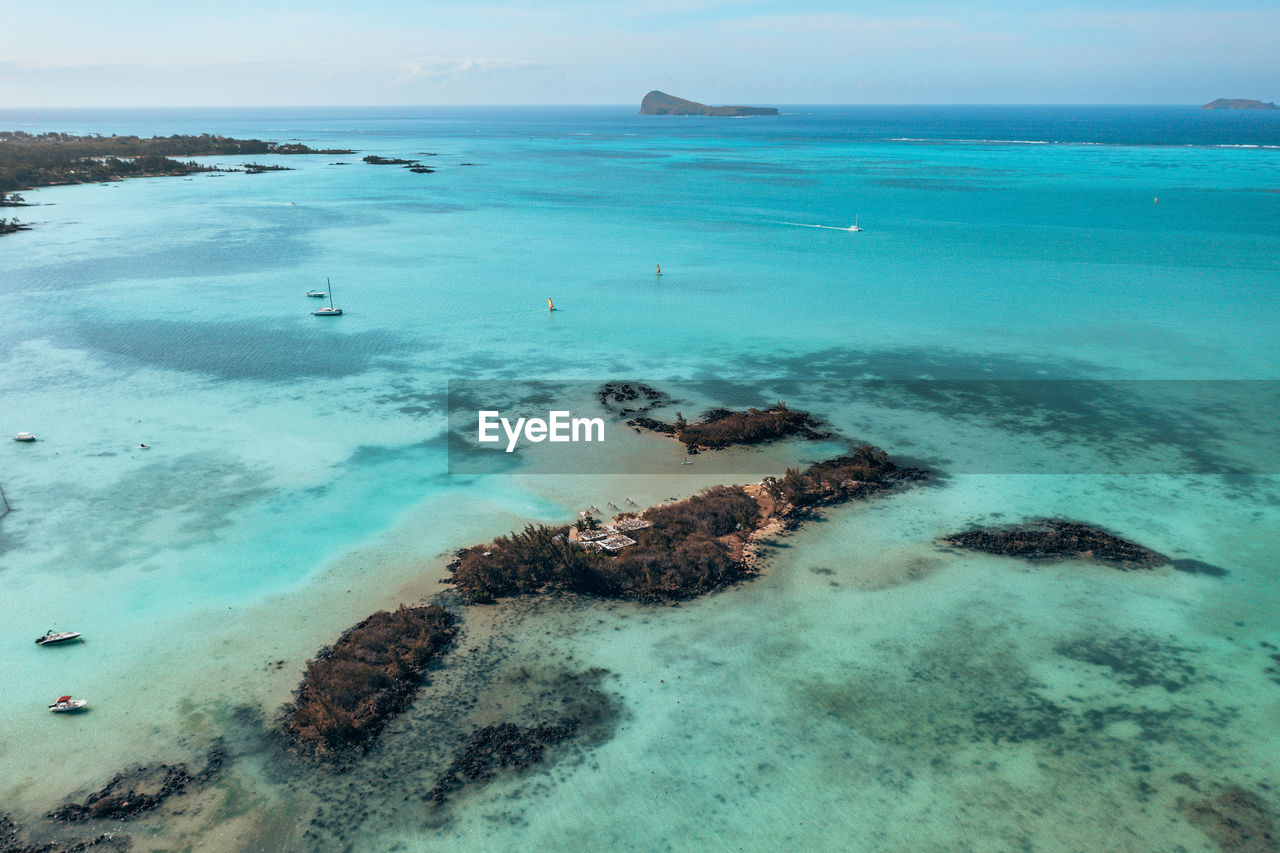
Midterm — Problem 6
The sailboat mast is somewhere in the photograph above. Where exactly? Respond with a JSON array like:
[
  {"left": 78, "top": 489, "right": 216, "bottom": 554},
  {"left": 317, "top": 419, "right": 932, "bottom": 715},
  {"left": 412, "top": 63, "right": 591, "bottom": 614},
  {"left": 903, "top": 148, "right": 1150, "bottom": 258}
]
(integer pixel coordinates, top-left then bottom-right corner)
[{"left": 327, "top": 277, "right": 334, "bottom": 309}]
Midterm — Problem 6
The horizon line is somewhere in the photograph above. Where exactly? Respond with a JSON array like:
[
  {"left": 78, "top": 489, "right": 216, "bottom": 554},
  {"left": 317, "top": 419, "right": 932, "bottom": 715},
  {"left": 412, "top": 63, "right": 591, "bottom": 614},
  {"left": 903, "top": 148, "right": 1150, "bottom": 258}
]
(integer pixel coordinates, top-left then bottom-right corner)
[{"left": 0, "top": 102, "right": 1262, "bottom": 111}]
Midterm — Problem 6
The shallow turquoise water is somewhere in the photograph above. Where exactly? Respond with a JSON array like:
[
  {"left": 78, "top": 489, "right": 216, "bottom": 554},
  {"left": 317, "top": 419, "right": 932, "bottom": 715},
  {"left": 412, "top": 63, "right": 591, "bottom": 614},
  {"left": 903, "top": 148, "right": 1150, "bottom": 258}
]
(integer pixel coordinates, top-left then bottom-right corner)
[{"left": 0, "top": 106, "right": 1277, "bottom": 850}]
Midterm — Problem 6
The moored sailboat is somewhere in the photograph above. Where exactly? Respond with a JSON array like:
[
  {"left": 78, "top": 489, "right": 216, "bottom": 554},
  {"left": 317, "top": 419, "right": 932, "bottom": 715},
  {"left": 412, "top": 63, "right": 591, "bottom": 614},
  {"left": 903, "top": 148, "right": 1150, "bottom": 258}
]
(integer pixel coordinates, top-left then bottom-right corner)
[{"left": 312, "top": 278, "right": 343, "bottom": 316}]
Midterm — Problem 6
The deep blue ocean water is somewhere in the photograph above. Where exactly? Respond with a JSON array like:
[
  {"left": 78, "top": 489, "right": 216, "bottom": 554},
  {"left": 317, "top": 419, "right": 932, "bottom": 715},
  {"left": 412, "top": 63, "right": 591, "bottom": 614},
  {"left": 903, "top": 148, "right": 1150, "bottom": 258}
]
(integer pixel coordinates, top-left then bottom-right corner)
[{"left": 1, "top": 106, "right": 1277, "bottom": 851}]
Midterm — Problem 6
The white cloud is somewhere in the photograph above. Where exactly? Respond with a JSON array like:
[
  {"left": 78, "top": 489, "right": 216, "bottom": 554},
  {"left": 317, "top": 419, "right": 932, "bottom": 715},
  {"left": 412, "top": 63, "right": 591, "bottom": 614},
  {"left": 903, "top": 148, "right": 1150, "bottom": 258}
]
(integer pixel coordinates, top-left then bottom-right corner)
[{"left": 393, "top": 56, "right": 543, "bottom": 85}]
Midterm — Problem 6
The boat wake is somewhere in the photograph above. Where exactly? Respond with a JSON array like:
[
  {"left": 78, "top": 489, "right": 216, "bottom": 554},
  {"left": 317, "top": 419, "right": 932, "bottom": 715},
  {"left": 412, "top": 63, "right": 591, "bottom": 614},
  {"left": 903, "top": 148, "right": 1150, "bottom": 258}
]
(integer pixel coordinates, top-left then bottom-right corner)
[{"left": 770, "top": 220, "right": 859, "bottom": 232}]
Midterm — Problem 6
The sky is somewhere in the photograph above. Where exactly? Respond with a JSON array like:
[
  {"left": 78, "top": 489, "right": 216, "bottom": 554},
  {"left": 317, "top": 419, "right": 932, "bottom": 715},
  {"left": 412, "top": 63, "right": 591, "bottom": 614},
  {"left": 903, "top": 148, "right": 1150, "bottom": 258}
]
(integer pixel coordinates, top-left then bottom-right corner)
[{"left": 1, "top": 0, "right": 1277, "bottom": 107}]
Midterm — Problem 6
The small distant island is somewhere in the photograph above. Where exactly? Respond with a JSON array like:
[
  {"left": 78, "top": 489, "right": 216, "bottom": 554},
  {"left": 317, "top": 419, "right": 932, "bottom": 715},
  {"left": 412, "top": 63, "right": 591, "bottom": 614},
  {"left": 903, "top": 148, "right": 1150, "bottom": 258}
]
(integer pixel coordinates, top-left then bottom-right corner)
[
  {"left": 640, "top": 91, "right": 778, "bottom": 117},
  {"left": 447, "top": 446, "right": 924, "bottom": 605},
  {"left": 243, "top": 163, "right": 294, "bottom": 174},
  {"left": 1201, "top": 99, "right": 1279, "bottom": 110},
  {"left": 363, "top": 154, "right": 435, "bottom": 173}
]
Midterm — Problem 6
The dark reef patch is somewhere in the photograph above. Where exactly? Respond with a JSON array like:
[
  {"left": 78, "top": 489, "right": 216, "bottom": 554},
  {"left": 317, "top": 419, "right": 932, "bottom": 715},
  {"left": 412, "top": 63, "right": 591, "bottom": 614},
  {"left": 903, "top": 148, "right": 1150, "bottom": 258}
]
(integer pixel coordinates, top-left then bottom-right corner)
[
  {"left": 797, "top": 614, "right": 1240, "bottom": 785},
  {"left": 942, "top": 519, "right": 1169, "bottom": 569},
  {"left": 1179, "top": 785, "right": 1279, "bottom": 853},
  {"left": 1056, "top": 633, "right": 1201, "bottom": 693},
  {"left": 0, "top": 813, "right": 126, "bottom": 852},
  {"left": 705, "top": 348, "right": 1280, "bottom": 477},
  {"left": 420, "top": 663, "right": 621, "bottom": 809},
  {"left": 72, "top": 318, "right": 415, "bottom": 382},
  {"left": 35, "top": 452, "right": 275, "bottom": 576},
  {"left": 596, "top": 382, "right": 672, "bottom": 418},
  {"left": 426, "top": 721, "right": 577, "bottom": 804},
  {"left": 970, "top": 693, "right": 1070, "bottom": 744},
  {"left": 371, "top": 379, "right": 450, "bottom": 417},
  {"left": 1077, "top": 704, "right": 1201, "bottom": 743}
]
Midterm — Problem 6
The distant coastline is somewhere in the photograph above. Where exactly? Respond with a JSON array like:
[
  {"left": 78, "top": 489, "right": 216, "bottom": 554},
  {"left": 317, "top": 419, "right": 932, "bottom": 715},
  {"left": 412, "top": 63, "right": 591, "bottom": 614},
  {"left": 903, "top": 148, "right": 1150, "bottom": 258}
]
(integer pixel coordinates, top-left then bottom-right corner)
[
  {"left": 0, "top": 131, "right": 354, "bottom": 192},
  {"left": 0, "top": 131, "right": 356, "bottom": 235}
]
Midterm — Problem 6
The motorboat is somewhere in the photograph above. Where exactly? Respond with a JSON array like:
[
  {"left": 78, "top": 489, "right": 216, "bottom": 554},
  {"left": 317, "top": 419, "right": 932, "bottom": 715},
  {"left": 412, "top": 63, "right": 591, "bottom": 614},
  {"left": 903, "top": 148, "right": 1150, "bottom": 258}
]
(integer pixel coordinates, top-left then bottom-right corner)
[
  {"left": 14, "top": 432, "right": 37, "bottom": 442},
  {"left": 36, "top": 630, "right": 83, "bottom": 646},
  {"left": 306, "top": 290, "right": 326, "bottom": 298},
  {"left": 49, "top": 696, "right": 88, "bottom": 713}
]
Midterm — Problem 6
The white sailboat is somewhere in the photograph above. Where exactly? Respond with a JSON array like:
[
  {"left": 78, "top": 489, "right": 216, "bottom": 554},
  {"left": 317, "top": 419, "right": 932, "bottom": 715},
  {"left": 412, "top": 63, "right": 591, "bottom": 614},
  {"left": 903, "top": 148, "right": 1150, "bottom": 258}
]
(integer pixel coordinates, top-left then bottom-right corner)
[
  {"left": 848, "top": 215, "right": 862, "bottom": 232},
  {"left": 312, "top": 278, "right": 343, "bottom": 316}
]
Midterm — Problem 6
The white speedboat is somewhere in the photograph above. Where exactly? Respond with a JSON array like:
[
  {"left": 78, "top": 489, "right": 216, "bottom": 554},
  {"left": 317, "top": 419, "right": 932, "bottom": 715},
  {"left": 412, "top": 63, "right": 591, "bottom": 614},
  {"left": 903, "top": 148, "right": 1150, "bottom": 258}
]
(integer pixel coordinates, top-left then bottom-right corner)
[
  {"left": 36, "top": 630, "right": 83, "bottom": 646},
  {"left": 14, "top": 432, "right": 37, "bottom": 442},
  {"left": 306, "top": 290, "right": 326, "bottom": 298},
  {"left": 49, "top": 696, "right": 88, "bottom": 712}
]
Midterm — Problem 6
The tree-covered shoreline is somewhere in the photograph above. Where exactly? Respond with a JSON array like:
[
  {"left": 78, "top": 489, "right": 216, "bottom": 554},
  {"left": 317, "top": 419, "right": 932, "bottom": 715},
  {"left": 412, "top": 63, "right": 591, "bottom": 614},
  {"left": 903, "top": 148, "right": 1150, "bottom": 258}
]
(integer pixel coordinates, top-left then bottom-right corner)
[{"left": 0, "top": 130, "right": 354, "bottom": 193}]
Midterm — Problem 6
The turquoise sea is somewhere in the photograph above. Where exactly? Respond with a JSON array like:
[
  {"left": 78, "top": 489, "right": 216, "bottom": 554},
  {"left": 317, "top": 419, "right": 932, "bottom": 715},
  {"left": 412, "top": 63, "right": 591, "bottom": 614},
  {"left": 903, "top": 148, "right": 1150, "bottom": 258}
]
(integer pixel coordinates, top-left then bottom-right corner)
[{"left": 1, "top": 106, "right": 1278, "bottom": 851}]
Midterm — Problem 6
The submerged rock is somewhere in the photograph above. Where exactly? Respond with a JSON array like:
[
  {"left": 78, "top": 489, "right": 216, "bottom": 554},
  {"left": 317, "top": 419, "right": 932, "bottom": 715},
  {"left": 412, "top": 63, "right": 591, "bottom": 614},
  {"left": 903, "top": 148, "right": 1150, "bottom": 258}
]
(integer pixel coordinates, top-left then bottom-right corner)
[
  {"left": 47, "top": 740, "right": 226, "bottom": 823},
  {"left": 626, "top": 415, "right": 675, "bottom": 435}
]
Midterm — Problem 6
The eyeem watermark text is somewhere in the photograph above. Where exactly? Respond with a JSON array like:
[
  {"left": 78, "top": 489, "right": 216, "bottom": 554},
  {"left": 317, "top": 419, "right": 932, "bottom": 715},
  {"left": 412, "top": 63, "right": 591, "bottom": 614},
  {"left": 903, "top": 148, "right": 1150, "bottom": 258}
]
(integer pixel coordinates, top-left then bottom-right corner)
[{"left": 478, "top": 410, "right": 605, "bottom": 452}]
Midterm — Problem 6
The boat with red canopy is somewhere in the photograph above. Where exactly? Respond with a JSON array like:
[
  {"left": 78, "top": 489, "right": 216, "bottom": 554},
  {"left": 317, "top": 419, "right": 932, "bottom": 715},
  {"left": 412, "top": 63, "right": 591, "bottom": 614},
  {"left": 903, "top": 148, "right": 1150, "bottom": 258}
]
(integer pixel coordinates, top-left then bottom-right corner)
[{"left": 49, "top": 696, "right": 88, "bottom": 712}]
